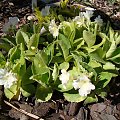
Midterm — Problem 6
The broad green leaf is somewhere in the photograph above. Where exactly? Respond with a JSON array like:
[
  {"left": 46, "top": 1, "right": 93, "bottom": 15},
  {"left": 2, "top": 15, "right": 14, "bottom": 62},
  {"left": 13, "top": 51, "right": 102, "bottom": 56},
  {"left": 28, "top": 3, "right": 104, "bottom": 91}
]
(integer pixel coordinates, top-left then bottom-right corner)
[
  {"left": 36, "top": 85, "right": 53, "bottom": 102},
  {"left": 25, "top": 49, "right": 36, "bottom": 61},
  {"left": 88, "top": 60, "right": 102, "bottom": 68},
  {"left": 109, "top": 27, "right": 115, "bottom": 42},
  {"left": 11, "top": 44, "right": 26, "bottom": 76},
  {"left": 98, "top": 72, "right": 113, "bottom": 88},
  {"left": 57, "top": 80, "right": 73, "bottom": 92},
  {"left": 59, "top": 62, "right": 69, "bottom": 70},
  {"left": 83, "top": 30, "right": 96, "bottom": 47},
  {"left": 4, "top": 84, "right": 18, "bottom": 100},
  {"left": 21, "top": 84, "right": 36, "bottom": 97},
  {"left": 20, "top": 31, "right": 29, "bottom": 45},
  {"left": 64, "top": 89, "right": 86, "bottom": 102},
  {"left": 103, "top": 62, "right": 116, "bottom": 70},
  {"left": 51, "top": 56, "right": 64, "bottom": 63},
  {"left": 28, "top": 33, "right": 40, "bottom": 49},
  {"left": 67, "top": 22, "right": 76, "bottom": 45},
  {"left": 52, "top": 63, "right": 59, "bottom": 81},
  {"left": 16, "top": 29, "right": 25, "bottom": 47},
  {"left": 106, "top": 40, "right": 116, "bottom": 58},
  {"left": 0, "top": 52, "right": 6, "bottom": 67},
  {"left": 58, "top": 33, "right": 71, "bottom": 48},
  {"left": 58, "top": 40, "right": 69, "bottom": 60},
  {"left": 1, "top": 37, "right": 16, "bottom": 46},
  {"left": 31, "top": 70, "right": 50, "bottom": 86},
  {"left": 45, "top": 42, "right": 55, "bottom": 64},
  {"left": 9, "top": 46, "right": 21, "bottom": 62},
  {"left": 32, "top": 51, "right": 48, "bottom": 75},
  {"left": 58, "top": 15, "right": 65, "bottom": 22},
  {"left": 84, "top": 37, "right": 106, "bottom": 53},
  {"left": 84, "top": 94, "right": 98, "bottom": 105},
  {"left": 108, "top": 47, "right": 120, "bottom": 64},
  {"left": 21, "top": 65, "right": 34, "bottom": 85},
  {"left": 89, "top": 51, "right": 106, "bottom": 64}
]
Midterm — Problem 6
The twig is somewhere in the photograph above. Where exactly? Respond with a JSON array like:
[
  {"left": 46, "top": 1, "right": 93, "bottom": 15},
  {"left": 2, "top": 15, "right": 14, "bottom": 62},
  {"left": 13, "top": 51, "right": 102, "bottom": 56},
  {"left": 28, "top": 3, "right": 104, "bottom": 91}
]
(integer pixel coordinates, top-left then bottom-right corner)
[{"left": 4, "top": 100, "right": 40, "bottom": 120}]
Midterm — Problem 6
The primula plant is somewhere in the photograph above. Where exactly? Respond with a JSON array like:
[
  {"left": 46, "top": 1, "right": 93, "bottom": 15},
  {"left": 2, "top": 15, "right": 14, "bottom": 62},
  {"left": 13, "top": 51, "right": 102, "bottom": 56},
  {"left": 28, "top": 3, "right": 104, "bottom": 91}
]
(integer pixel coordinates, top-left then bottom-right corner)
[{"left": 0, "top": 1, "right": 120, "bottom": 104}]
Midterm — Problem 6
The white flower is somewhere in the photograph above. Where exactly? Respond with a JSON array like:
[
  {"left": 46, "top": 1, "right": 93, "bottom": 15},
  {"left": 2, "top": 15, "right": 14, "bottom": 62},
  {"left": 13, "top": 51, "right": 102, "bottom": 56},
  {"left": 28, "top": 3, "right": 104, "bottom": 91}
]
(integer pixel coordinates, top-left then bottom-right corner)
[
  {"left": 49, "top": 19, "right": 59, "bottom": 38},
  {"left": 73, "top": 13, "right": 84, "bottom": 27},
  {"left": 2, "top": 17, "right": 19, "bottom": 33},
  {"left": 59, "top": 69, "right": 70, "bottom": 88},
  {"left": 32, "top": 0, "right": 37, "bottom": 10},
  {"left": 0, "top": 69, "right": 17, "bottom": 89},
  {"left": 94, "top": 15, "right": 103, "bottom": 26},
  {"left": 73, "top": 75, "right": 95, "bottom": 96},
  {"left": 41, "top": 6, "right": 50, "bottom": 16},
  {"left": 83, "top": 10, "right": 94, "bottom": 21},
  {"left": 40, "top": 26, "right": 46, "bottom": 34}
]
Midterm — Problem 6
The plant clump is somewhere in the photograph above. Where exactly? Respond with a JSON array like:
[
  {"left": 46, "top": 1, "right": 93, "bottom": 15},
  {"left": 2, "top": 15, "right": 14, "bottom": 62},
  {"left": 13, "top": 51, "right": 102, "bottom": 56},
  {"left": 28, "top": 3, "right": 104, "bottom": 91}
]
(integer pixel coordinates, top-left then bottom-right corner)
[{"left": 0, "top": 0, "right": 120, "bottom": 105}]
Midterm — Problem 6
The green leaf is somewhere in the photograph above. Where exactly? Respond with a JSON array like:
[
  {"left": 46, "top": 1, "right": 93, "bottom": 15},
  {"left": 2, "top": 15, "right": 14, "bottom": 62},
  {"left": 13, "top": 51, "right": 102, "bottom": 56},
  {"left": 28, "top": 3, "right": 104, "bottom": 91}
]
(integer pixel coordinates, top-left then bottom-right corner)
[
  {"left": 84, "top": 94, "right": 98, "bottom": 105},
  {"left": 21, "top": 84, "right": 36, "bottom": 97},
  {"left": 64, "top": 89, "right": 86, "bottom": 102},
  {"left": 31, "top": 71, "right": 50, "bottom": 86},
  {"left": 21, "top": 65, "right": 34, "bottom": 85},
  {"left": 11, "top": 44, "right": 26, "bottom": 76},
  {"left": 20, "top": 31, "right": 29, "bottom": 45},
  {"left": 4, "top": 84, "right": 18, "bottom": 100},
  {"left": 88, "top": 60, "right": 102, "bottom": 68},
  {"left": 16, "top": 29, "right": 25, "bottom": 47},
  {"left": 58, "top": 34, "right": 71, "bottom": 48},
  {"left": 58, "top": 40, "right": 69, "bottom": 60},
  {"left": 1, "top": 37, "right": 16, "bottom": 46},
  {"left": 84, "top": 35, "right": 106, "bottom": 53},
  {"left": 106, "top": 40, "right": 116, "bottom": 58},
  {"left": 52, "top": 63, "right": 59, "bottom": 81},
  {"left": 32, "top": 51, "right": 48, "bottom": 75},
  {"left": 98, "top": 72, "right": 113, "bottom": 88},
  {"left": 103, "top": 62, "right": 116, "bottom": 70},
  {"left": 108, "top": 47, "right": 120, "bottom": 64},
  {"left": 57, "top": 80, "right": 73, "bottom": 92},
  {"left": 83, "top": 30, "right": 96, "bottom": 47},
  {"left": 45, "top": 42, "right": 55, "bottom": 64},
  {"left": 0, "top": 52, "right": 6, "bottom": 67},
  {"left": 36, "top": 85, "right": 53, "bottom": 102},
  {"left": 28, "top": 33, "right": 40, "bottom": 49},
  {"left": 59, "top": 62, "right": 69, "bottom": 70},
  {"left": 89, "top": 50, "right": 106, "bottom": 64},
  {"left": 9, "top": 46, "right": 21, "bottom": 62}
]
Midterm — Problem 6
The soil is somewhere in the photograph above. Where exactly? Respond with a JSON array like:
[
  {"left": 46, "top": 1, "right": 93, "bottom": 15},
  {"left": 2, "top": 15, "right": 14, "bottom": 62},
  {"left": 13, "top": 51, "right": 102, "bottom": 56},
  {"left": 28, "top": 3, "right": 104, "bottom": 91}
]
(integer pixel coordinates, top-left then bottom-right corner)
[{"left": 0, "top": 0, "right": 120, "bottom": 120}]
